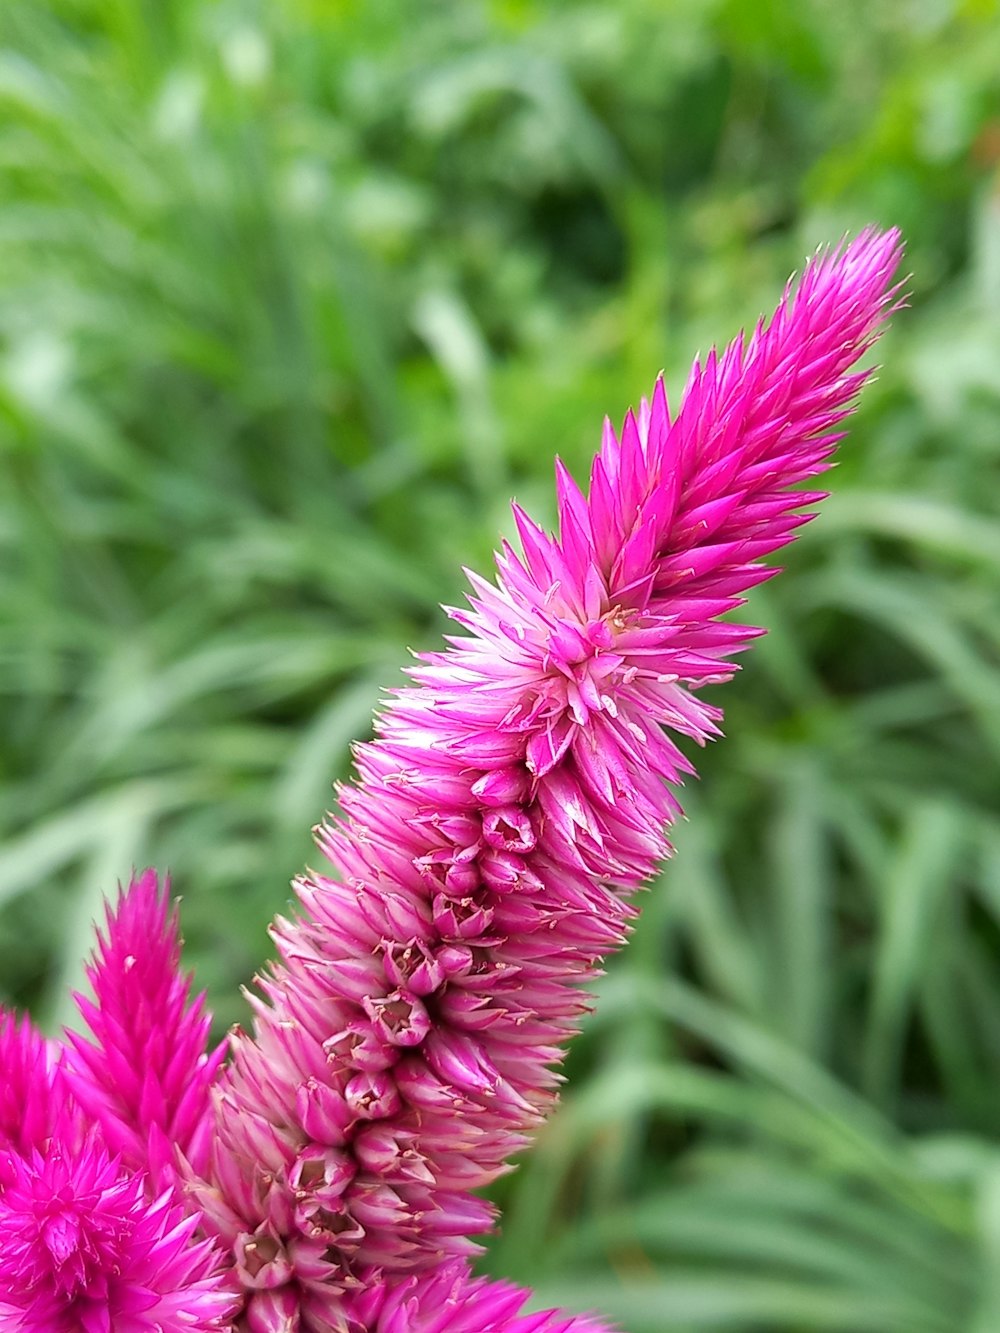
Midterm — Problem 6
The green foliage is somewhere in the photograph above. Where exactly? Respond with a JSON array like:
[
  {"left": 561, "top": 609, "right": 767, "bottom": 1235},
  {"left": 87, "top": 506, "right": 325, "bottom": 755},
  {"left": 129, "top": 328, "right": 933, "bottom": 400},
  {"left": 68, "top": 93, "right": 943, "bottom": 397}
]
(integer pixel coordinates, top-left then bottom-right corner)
[{"left": 1, "top": 0, "right": 999, "bottom": 1327}]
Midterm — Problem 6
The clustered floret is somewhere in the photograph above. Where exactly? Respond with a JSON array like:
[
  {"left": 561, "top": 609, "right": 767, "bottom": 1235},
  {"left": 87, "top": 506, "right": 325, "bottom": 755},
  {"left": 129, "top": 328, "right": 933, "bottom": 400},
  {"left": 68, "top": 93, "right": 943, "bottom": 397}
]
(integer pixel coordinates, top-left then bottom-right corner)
[
  {"left": 0, "top": 230, "right": 902, "bottom": 1332},
  {"left": 0, "top": 884, "right": 236, "bottom": 1332}
]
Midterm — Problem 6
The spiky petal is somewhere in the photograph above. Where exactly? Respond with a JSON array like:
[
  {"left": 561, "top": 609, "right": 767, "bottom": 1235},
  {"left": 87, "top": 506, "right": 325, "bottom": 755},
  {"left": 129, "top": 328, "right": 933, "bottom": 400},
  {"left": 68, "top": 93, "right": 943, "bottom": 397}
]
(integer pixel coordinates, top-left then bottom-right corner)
[
  {"left": 0, "top": 1136, "right": 237, "bottom": 1332},
  {"left": 346, "top": 1262, "right": 614, "bottom": 1332},
  {"left": 196, "top": 229, "right": 903, "bottom": 1322},
  {"left": 61, "top": 869, "right": 226, "bottom": 1193}
]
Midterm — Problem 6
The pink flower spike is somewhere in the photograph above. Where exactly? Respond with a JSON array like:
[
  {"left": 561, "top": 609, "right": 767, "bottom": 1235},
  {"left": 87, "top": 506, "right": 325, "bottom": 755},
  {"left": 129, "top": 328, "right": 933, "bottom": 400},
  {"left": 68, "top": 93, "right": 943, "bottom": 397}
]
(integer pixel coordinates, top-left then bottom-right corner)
[
  {"left": 197, "top": 228, "right": 904, "bottom": 1322},
  {"left": 61, "top": 869, "right": 226, "bottom": 1192}
]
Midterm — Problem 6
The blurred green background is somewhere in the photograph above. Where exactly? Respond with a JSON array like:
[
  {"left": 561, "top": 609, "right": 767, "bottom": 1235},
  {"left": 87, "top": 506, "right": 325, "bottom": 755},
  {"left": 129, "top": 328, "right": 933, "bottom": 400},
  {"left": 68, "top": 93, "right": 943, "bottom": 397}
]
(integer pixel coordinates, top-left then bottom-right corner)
[{"left": 2, "top": 0, "right": 1000, "bottom": 1328}]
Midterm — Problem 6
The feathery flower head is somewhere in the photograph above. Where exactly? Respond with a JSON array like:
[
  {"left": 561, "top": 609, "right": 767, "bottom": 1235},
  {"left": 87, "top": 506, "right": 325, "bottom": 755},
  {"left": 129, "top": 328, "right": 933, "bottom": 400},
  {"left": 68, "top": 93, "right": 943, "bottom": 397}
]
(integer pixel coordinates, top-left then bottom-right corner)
[
  {"left": 62, "top": 867, "right": 227, "bottom": 1192},
  {"left": 0, "top": 872, "right": 237, "bottom": 1331},
  {"left": 0, "top": 1136, "right": 235, "bottom": 1333},
  {"left": 2, "top": 229, "right": 904, "bottom": 1332},
  {"left": 194, "top": 227, "right": 904, "bottom": 1328}
]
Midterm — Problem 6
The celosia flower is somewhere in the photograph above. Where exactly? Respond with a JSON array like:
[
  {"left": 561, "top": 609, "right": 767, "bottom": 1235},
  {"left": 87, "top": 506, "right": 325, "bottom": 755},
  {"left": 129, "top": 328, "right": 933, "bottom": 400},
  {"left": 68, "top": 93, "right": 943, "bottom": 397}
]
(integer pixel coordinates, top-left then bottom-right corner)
[
  {"left": 1, "top": 230, "right": 903, "bottom": 1331},
  {"left": 0, "top": 1137, "right": 236, "bottom": 1332},
  {"left": 61, "top": 868, "right": 226, "bottom": 1192},
  {"left": 0, "top": 874, "right": 237, "bottom": 1331},
  {"left": 189, "top": 227, "right": 904, "bottom": 1329}
]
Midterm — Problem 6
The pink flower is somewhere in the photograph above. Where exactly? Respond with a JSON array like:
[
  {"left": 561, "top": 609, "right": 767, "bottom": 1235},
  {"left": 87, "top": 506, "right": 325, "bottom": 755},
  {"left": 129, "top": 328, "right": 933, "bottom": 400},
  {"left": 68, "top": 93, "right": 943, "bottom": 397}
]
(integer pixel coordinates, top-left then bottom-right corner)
[
  {"left": 61, "top": 869, "right": 226, "bottom": 1193},
  {"left": 0, "top": 873, "right": 238, "bottom": 1331},
  {"left": 0, "top": 231, "right": 906, "bottom": 1332},
  {"left": 0, "top": 1138, "right": 236, "bottom": 1333},
  {"left": 195, "top": 227, "right": 904, "bottom": 1328}
]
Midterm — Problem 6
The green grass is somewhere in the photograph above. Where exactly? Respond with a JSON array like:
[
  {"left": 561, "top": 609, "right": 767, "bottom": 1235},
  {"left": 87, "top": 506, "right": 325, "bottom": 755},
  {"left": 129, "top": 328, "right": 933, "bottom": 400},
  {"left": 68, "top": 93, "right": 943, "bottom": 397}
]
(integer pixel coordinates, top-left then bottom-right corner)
[{"left": 2, "top": 1, "right": 1000, "bottom": 1327}]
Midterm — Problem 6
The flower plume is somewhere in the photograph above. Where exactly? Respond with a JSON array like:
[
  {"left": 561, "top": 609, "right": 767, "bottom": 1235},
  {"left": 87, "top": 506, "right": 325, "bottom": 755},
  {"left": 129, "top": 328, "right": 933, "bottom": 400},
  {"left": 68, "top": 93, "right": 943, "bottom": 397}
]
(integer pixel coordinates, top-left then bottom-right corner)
[
  {"left": 195, "top": 227, "right": 904, "bottom": 1325},
  {"left": 0, "top": 873, "right": 237, "bottom": 1331},
  {"left": 0, "top": 229, "right": 903, "bottom": 1332},
  {"left": 62, "top": 868, "right": 227, "bottom": 1193}
]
